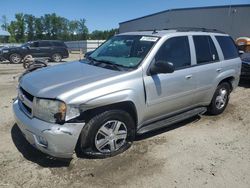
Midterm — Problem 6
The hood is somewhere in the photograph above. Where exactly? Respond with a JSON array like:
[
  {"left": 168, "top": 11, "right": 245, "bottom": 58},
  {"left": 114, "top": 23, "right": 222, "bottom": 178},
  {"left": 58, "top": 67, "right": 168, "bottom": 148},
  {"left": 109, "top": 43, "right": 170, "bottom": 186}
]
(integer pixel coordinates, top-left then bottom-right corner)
[
  {"left": 20, "top": 61, "right": 122, "bottom": 99},
  {"left": 2, "top": 46, "right": 21, "bottom": 51}
]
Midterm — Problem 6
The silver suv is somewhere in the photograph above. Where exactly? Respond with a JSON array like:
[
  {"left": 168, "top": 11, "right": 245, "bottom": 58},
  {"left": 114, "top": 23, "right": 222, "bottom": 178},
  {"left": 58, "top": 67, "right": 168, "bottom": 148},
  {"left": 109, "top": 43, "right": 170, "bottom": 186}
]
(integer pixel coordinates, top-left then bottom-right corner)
[{"left": 13, "top": 28, "right": 241, "bottom": 159}]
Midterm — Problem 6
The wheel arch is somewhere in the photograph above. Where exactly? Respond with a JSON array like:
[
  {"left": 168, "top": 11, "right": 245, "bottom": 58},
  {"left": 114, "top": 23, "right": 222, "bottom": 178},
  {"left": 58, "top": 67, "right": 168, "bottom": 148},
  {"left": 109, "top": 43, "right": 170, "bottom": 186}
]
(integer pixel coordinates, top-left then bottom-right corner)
[
  {"left": 218, "top": 76, "right": 235, "bottom": 92},
  {"left": 81, "top": 101, "right": 138, "bottom": 126},
  {"left": 74, "top": 101, "right": 138, "bottom": 156}
]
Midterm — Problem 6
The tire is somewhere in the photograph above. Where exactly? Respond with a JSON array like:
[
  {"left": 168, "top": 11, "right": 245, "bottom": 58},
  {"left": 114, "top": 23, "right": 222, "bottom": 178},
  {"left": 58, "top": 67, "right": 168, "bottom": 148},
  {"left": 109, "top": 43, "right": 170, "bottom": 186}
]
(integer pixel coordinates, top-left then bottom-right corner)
[
  {"left": 207, "top": 82, "right": 230, "bottom": 115},
  {"left": 78, "top": 110, "right": 135, "bottom": 158},
  {"left": 51, "top": 53, "right": 62, "bottom": 62},
  {"left": 9, "top": 53, "right": 22, "bottom": 64}
]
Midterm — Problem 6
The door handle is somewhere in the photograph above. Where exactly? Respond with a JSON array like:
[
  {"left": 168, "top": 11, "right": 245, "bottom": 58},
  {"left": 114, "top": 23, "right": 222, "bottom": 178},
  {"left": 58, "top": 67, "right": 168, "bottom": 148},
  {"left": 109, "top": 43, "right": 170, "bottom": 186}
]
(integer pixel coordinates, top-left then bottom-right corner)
[
  {"left": 216, "top": 68, "right": 222, "bottom": 73},
  {"left": 185, "top": 75, "right": 192, "bottom": 79}
]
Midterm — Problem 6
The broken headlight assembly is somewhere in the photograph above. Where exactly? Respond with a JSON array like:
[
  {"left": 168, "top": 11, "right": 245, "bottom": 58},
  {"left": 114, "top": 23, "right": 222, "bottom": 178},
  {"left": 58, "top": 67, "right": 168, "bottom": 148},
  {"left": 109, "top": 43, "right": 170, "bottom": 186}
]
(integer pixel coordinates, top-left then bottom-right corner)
[{"left": 33, "top": 98, "right": 80, "bottom": 124}]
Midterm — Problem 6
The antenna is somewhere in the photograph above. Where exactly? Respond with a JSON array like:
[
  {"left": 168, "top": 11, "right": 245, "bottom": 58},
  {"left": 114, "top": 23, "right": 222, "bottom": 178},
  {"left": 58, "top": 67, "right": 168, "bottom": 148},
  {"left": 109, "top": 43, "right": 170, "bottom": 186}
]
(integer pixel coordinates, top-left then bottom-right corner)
[{"left": 152, "top": 29, "right": 158, "bottom": 34}]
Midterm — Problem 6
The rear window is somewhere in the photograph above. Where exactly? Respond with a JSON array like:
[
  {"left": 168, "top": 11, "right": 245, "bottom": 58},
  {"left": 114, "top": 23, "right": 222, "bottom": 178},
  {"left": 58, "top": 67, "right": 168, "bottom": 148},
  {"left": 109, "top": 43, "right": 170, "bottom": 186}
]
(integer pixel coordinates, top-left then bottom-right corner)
[
  {"left": 52, "top": 41, "right": 66, "bottom": 47},
  {"left": 39, "top": 41, "right": 51, "bottom": 47},
  {"left": 215, "top": 36, "right": 239, "bottom": 60},
  {"left": 193, "top": 35, "right": 219, "bottom": 64}
]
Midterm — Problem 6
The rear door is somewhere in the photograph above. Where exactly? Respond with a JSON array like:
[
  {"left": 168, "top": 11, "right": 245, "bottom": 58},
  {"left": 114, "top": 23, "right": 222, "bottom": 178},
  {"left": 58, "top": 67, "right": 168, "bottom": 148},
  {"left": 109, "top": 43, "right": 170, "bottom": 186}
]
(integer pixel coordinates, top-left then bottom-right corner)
[
  {"left": 37, "top": 41, "right": 52, "bottom": 57},
  {"left": 143, "top": 36, "right": 198, "bottom": 121},
  {"left": 190, "top": 35, "right": 221, "bottom": 105}
]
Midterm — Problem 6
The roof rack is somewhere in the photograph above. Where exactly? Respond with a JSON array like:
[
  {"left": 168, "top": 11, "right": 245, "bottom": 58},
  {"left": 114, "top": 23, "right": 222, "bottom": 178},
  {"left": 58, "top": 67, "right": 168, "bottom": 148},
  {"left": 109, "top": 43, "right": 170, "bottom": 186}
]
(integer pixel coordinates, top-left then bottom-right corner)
[{"left": 163, "top": 27, "right": 225, "bottom": 34}]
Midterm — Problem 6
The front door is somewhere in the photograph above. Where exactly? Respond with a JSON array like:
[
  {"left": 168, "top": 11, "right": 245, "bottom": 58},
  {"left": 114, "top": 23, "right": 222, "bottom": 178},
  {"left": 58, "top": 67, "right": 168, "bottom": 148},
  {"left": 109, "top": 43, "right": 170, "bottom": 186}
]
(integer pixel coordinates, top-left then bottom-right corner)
[{"left": 143, "top": 36, "right": 197, "bottom": 122}]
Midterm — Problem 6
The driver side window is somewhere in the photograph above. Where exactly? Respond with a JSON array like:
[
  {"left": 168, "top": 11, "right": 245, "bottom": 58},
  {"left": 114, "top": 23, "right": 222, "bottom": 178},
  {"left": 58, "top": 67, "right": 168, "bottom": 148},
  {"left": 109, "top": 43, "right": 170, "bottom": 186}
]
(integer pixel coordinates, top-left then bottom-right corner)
[
  {"left": 155, "top": 36, "right": 191, "bottom": 70},
  {"left": 30, "top": 42, "right": 39, "bottom": 48}
]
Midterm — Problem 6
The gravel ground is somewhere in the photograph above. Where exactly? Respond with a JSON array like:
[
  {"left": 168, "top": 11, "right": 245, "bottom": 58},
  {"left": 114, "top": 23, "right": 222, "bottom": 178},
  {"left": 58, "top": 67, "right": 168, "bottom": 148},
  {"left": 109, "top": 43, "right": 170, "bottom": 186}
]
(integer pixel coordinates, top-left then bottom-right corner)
[{"left": 0, "top": 56, "right": 250, "bottom": 188}]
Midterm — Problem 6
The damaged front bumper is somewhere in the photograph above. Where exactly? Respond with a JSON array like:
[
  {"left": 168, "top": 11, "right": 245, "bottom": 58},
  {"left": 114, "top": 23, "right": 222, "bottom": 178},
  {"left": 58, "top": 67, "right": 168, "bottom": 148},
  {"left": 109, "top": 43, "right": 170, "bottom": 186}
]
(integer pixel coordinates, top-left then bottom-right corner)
[{"left": 13, "top": 99, "right": 85, "bottom": 158}]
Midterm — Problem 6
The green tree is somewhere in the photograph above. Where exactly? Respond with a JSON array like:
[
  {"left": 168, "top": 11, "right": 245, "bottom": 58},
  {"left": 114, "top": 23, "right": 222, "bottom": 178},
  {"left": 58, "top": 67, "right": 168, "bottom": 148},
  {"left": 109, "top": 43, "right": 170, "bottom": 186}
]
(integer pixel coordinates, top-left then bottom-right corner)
[
  {"left": 24, "top": 14, "right": 35, "bottom": 41},
  {"left": 77, "top": 19, "right": 88, "bottom": 40},
  {"left": 69, "top": 20, "right": 79, "bottom": 40},
  {"left": 42, "top": 14, "right": 52, "bottom": 39},
  {"left": 8, "top": 13, "right": 26, "bottom": 42},
  {"left": 90, "top": 28, "right": 118, "bottom": 40},
  {"left": 1, "top": 15, "right": 9, "bottom": 31},
  {"left": 34, "top": 17, "right": 44, "bottom": 40},
  {"left": 3, "top": 12, "right": 119, "bottom": 42}
]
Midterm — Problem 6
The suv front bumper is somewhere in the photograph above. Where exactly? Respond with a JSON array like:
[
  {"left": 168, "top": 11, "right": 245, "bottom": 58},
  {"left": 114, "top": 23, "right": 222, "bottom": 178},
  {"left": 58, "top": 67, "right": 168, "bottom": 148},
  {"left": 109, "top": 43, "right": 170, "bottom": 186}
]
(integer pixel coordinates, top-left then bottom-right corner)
[{"left": 13, "top": 99, "right": 85, "bottom": 158}]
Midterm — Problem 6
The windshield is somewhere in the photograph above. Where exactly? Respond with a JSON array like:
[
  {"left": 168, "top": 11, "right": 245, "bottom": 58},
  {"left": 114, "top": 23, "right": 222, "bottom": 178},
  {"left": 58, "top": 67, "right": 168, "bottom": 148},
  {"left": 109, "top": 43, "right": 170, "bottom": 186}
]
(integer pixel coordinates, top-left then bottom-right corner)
[
  {"left": 89, "top": 35, "right": 159, "bottom": 68},
  {"left": 21, "top": 42, "right": 30, "bottom": 47}
]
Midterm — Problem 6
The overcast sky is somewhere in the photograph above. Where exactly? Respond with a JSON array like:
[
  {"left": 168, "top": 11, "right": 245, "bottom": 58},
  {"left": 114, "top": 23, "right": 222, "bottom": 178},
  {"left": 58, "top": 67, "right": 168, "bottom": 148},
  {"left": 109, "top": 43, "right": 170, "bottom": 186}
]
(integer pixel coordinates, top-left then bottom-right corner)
[{"left": 0, "top": 0, "right": 249, "bottom": 31}]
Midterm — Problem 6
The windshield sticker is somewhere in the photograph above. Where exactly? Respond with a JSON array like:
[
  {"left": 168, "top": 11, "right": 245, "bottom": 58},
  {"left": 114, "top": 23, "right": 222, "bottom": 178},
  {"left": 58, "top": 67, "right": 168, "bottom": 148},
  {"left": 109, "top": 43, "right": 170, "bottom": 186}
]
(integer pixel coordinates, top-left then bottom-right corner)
[{"left": 140, "top": 36, "right": 158, "bottom": 42}]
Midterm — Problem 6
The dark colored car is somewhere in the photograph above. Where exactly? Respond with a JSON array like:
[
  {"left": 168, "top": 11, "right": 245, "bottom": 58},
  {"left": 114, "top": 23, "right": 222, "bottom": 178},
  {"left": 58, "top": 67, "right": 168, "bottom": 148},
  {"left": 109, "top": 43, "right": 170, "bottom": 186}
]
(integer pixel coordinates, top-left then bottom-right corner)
[
  {"left": 0, "top": 45, "right": 5, "bottom": 62},
  {"left": 0, "top": 40, "right": 69, "bottom": 64},
  {"left": 240, "top": 53, "right": 250, "bottom": 79}
]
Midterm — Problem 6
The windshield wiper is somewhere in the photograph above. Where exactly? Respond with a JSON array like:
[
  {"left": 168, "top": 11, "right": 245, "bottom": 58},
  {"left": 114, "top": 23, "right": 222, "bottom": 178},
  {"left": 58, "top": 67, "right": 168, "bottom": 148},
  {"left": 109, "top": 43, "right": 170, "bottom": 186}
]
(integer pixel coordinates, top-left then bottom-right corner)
[
  {"left": 85, "top": 57, "right": 133, "bottom": 71},
  {"left": 93, "top": 59, "right": 122, "bottom": 71}
]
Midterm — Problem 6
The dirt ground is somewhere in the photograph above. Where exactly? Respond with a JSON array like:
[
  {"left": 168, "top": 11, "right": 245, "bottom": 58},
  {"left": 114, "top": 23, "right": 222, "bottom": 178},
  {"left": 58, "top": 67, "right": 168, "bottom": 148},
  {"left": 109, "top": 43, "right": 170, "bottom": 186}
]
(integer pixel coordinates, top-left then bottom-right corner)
[{"left": 0, "top": 55, "right": 250, "bottom": 188}]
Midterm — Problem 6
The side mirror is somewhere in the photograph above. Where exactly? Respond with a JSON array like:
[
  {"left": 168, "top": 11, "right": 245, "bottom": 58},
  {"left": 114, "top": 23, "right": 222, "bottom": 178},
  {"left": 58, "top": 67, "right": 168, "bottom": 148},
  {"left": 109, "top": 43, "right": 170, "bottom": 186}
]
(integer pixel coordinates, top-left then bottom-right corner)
[{"left": 149, "top": 61, "right": 175, "bottom": 75}]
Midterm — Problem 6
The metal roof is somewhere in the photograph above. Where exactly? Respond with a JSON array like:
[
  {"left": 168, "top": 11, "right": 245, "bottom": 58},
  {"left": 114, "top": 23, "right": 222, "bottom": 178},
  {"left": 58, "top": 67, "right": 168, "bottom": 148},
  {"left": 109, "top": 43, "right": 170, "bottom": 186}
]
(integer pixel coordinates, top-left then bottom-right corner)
[
  {"left": 119, "top": 4, "right": 250, "bottom": 24},
  {"left": 117, "top": 29, "right": 228, "bottom": 37},
  {"left": 0, "top": 30, "right": 10, "bottom": 36}
]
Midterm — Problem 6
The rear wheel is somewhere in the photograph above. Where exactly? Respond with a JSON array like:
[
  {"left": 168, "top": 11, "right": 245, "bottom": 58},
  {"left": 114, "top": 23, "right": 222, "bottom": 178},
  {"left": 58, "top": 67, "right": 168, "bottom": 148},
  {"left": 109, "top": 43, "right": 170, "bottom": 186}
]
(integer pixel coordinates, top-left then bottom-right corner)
[
  {"left": 9, "top": 53, "right": 22, "bottom": 64},
  {"left": 207, "top": 82, "right": 230, "bottom": 115},
  {"left": 51, "top": 53, "right": 62, "bottom": 62},
  {"left": 78, "top": 110, "right": 135, "bottom": 158}
]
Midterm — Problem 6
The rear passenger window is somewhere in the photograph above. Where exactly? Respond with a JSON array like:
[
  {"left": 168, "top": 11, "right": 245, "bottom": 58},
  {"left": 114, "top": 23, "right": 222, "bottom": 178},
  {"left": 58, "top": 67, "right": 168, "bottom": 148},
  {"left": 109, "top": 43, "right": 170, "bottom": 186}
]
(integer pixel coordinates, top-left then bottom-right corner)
[
  {"left": 193, "top": 36, "right": 219, "bottom": 64},
  {"left": 52, "top": 42, "right": 64, "bottom": 47},
  {"left": 39, "top": 41, "right": 51, "bottom": 47},
  {"left": 155, "top": 36, "right": 191, "bottom": 69},
  {"left": 215, "top": 36, "right": 239, "bottom": 60}
]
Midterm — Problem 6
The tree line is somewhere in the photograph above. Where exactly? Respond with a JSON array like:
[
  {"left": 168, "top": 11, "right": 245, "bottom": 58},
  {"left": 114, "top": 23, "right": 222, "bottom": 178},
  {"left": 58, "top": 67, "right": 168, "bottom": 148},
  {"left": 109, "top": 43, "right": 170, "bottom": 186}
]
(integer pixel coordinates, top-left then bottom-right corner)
[{"left": 0, "top": 14, "right": 118, "bottom": 43}]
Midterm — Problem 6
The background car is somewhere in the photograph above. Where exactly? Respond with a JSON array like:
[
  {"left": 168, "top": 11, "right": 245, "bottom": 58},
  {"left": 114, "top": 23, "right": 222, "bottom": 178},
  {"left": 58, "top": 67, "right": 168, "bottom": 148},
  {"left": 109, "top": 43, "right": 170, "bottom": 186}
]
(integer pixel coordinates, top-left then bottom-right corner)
[
  {"left": 240, "top": 53, "right": 250, "bottom": 79},
  {"left": 0, "top": 40, "right": 69, "bottom": 63}
]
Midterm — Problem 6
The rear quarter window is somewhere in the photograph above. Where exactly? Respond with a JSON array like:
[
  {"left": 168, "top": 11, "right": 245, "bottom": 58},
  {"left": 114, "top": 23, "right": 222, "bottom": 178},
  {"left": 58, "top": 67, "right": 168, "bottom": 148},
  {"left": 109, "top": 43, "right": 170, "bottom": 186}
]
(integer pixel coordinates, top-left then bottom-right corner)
[
  {"left": 52, "top": 41, "right": 66, "bottom": 47},
  {"left": 215, "top": 36, "right": 239, "bottom": 60}
]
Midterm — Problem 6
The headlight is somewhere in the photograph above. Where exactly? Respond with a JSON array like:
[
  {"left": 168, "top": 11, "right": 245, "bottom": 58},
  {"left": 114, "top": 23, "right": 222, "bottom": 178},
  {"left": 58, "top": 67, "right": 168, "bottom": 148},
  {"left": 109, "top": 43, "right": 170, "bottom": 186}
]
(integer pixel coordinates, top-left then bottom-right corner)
[
  {"left": 34, "top": 98, "right": 67, "bottom": 124},
  {"left": 33, "top": 98, "right": 80, "bottom": 124},
  {"left": 2, "top": 50, "right": 9, "bottom": 53},
  {"left": 65, "top": 104, "right": 80, "bottom": 121}
]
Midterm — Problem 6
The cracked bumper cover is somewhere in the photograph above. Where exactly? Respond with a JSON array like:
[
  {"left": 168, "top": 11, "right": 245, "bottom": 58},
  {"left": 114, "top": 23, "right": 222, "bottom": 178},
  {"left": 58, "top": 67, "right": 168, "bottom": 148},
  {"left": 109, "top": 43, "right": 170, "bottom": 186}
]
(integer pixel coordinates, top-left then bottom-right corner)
[{"left": 13, "top": 100, "right": 85, "bottom": 158}]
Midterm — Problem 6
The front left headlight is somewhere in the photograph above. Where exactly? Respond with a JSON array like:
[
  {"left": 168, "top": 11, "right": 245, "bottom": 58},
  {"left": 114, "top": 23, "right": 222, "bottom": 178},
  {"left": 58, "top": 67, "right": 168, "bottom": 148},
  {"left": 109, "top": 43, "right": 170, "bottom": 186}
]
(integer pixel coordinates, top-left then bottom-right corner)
[
  {"left": 33, "top": 98, "right": 80, "bottom": 124},
  {"left": 2, "top": 50, "right": 9, "bottom": 53},
  {"left": 34, "top": 98, "right": 67, "bottom": 124}
]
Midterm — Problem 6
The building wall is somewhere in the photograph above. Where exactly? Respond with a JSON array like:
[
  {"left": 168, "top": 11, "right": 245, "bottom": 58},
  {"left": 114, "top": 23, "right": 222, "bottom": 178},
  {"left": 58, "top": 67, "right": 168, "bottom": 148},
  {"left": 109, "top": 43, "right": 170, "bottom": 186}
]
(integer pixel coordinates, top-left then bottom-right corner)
[{"left": 119, "top": 5, "right": 250, "bottom": 39}]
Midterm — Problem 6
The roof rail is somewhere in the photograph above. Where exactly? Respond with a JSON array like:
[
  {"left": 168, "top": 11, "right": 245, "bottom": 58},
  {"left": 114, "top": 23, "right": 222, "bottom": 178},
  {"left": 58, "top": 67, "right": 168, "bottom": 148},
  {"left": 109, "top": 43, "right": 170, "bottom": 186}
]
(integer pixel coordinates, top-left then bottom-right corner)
[{"left": 163, "top": 27, "right": 225, "bottom": 34}]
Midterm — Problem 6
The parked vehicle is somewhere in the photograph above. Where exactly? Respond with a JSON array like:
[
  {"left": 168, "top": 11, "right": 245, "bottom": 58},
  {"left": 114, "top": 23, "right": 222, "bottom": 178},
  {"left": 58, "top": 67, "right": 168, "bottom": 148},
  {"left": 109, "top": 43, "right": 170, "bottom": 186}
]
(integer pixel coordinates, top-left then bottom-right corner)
[
  {"left": 236, "top": 37, "right": 250, "bottom": 53},
  {"left": 1, "top": 40, "right": 69, "bottom": 64},
  {"left": 240, "top": 53, "right": 250, "bottom": 79},
  {"left": 13, "top": 28, "right": 241, "bottom": 159},
  {"left": 0, "top": 47, "right": 4, "bottom": 62}
]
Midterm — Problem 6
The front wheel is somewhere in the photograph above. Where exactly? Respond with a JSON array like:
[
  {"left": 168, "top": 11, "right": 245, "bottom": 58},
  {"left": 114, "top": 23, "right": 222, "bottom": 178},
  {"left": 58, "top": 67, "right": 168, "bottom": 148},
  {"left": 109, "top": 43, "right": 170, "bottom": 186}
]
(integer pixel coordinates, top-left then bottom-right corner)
[
  {"left": 9, "top": 53, "right": 22, "bottom": 64},
  {"left": 207, "top": 82, "right": 230, "bottom": 115},
  {"left": 78, "top": 110, "right": 135, "bottom": 158}
]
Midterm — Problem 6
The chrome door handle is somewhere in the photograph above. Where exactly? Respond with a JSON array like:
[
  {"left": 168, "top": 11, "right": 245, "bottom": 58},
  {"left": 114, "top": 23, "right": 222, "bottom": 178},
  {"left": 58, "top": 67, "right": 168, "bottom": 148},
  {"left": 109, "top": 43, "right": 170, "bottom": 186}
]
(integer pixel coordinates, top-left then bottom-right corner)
[
  {"left": 185, "top": 75, "right": 192, "bottom": 79},
  {"left": 216, "top": 68, "right": 222, "bottom": 72}
]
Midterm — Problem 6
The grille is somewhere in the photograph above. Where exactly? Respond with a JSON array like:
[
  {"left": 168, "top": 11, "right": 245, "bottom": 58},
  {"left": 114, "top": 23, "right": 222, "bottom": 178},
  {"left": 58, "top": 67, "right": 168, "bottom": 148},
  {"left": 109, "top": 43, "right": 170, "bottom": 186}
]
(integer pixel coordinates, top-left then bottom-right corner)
[
  {"left": 20, "top": 87, "right": 34, "bottom": 101},
  {"left": 18, "top": 87, "right": 34, "bottom": 117}
]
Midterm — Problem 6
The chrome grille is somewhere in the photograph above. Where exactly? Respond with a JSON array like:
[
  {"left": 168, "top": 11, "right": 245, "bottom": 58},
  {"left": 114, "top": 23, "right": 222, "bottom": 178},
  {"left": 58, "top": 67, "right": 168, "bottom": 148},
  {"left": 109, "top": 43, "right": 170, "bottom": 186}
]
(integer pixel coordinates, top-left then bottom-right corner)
[{"left": 18, "top": 87, "right": 34, "bottom": 117}]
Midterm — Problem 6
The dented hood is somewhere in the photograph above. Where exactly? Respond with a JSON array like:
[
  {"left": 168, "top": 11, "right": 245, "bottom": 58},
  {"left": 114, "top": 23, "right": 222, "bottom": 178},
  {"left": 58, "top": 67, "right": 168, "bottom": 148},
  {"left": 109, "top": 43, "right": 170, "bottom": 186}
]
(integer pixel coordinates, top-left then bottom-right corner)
[{"left": 20, "top": 61, "right": 121, "bottom": 99}]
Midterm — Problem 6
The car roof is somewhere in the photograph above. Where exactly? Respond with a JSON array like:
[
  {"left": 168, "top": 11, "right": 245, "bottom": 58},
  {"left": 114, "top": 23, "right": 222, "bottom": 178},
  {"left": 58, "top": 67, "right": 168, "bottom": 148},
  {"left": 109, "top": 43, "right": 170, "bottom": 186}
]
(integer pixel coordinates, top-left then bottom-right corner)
[
  {"left": 117, "top": 29, "right": 229, "bottom": 38},
  {"left": 28, "top": 40, "right": 64, "bottom": 43}
]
